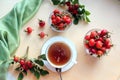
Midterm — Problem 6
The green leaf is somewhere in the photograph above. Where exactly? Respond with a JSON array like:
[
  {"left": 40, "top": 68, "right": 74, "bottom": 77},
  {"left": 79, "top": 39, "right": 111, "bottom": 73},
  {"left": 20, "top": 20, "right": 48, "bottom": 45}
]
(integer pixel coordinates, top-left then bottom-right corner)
[
  {"left": 40, "top": 69, "right": 49, "bottom": 76},
  {"left": 73, "top": 18, "right": 79, "bottom": 25},
  {"left": 30, "top": 67, "right": 35, "bottom": 73},
  {"left": 34, "top": 71, "right": 40, "bottom": 79},
  {"left": 18, "top": 72, "right": 24, "bottom": 80},
  {"left": 86, "top": 16, "right": 90, "bottom": 22},
  {"left": 51, "top": 0, "right": 61, "bottom": 5},
  {"left": 23, "top": 70, "right": 27, "bottom": 75},
  {"left": 85, "top": 10, "right": 91, "bottom": 15},
  {"left": 15, "top": 67, "right": 21, "bottom": 71},
  {"left": 73, "top": 0, "right": 79, "bottom": 4},
  {"left": 39, "top": 54, "right": 47, "bottom": 60},
  {"left": 35, "top": 60, "right": 44, "bottom": 66}
]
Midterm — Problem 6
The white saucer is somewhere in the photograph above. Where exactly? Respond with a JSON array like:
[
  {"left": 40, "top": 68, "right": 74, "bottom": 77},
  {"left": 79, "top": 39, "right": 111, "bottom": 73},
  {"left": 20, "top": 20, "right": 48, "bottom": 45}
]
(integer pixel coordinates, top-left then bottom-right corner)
[{"left": 41, "top": 36, "right": 77, "bottom": 72}]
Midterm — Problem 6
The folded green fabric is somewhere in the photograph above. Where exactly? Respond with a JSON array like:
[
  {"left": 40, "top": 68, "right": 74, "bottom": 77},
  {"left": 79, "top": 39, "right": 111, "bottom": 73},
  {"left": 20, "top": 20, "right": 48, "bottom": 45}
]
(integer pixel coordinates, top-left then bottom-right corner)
[{"left": 0, "top": 0, "right": 43, "bottom": 79}]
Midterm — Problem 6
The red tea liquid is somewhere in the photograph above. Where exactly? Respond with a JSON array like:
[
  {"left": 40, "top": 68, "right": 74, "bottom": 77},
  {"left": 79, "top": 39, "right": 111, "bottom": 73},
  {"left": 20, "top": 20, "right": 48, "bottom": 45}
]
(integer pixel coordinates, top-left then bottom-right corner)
[{"left": 48, "top": 42, "right": 71, "bottom": 66}]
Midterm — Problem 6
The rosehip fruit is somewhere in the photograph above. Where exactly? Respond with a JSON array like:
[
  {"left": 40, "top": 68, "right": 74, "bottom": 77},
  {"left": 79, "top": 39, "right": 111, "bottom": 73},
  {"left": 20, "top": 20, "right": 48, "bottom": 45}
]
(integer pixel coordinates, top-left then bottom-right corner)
[
  {"left": 26, "top": 27, "right": 33, "bottom": 34},
  {"left": 85, "top": 35, "right": 90, "bottom": 40},
  {"left": 53, "top": 9, "right": 60, "bottom": 14},
  {"left": 74, "top": 4, "right": 79, "bottom": 9},
  {"left": 89, "top": 39, "right": 95, "bottom": 47},
  {"left": 39, "top": 32, "right": 47, "bottom": 38},
  {"left": 105, "top": 38, "right": 110, "bottom": 45},
  {"left": 20, "top": 59, "right": 25, "bottom": 65},
  {"left": 97, "top": 50, "right": 104, "bottom": 56},
  {"left": 65, "top": 2, "right": 71, "bottom": 6},
  {"left": 14, "top": 56, "right": 19, "bottom": 62},
  {"left": 101, "top": 47, "right": 106, "bottom": 53},
  {"left": 100, "top": 29, "right": 108, "bottom": 36},
  {"left": 90, "top": 31, "right": 98, "bottom": 38},
  {"left": 96, "top": 41, "right": 103, "bottom": 49},
  {"left": 26, "top": 61, "right": 33, "bottom": 69},
  {"left": 91, "top": 49, "right": 97, "bottom": 53},
  {"left": 39, "top": 20, "right": 45, "bottom": 28}
]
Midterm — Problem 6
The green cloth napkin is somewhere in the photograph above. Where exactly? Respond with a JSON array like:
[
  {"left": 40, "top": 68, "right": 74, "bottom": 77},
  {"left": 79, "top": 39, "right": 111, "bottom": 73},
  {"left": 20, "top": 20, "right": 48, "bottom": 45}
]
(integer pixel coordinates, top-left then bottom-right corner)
[{"left": 0, "top": 0, "right": 43, "bottom": 79}]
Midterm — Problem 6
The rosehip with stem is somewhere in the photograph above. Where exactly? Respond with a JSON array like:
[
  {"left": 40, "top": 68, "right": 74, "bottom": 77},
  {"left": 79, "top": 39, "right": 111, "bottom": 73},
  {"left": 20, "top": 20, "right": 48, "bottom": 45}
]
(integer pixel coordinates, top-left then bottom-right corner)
[
  {"left": 39, "top": 32, "right": 48, "bottom": 38},
  {"left": 100, "top": 29, "right": 108, "bottom": 36},
  {"left": 39, "top": 20, "right": 45, "bottom": 28},
  {"left": 26, "top": 60, "right": 33, "bottom": 69},
  {"left": 25, "top": 27, "right": 33, "bottom": 34},
  {"left": 14, "top": 56, "right": 19, "bottom": 62},
  {"left": 96, "top": 41, "right": 103, "bottom": 49},
  {"left": 89, "top": 39, "right": 95, "bottom": 47},
  {"left": 20, "top": 59, "right": 25, "bottom": 66},
  {"left": 97, "top": 50, "right": 104, "bottom": 56},
  {"left": 65, "top": 1, "right": 71, "bottom": 6}
]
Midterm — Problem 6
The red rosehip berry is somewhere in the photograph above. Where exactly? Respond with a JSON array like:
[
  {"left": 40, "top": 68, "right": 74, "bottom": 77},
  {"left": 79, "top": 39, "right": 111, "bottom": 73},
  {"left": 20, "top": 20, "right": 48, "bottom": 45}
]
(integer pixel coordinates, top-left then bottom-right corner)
[
  {"left": 97, "top": 50, "right": 104, "bottom": 56},
  {"left": 89, "top": 39, "right": 95, "bottom": 47},
  {"left": 22, "top": 64, "right": 28, "bottom": 71},
  {"left": 26, "top": 27, "right": 33, "bottom": 34},
  {"left": 74, "top": 4, "right": 79, "bottom": 9},
  {"left": 101, "top": 47, "right": 106, "bottom": 53},
  {"left": 51, "top": 15, "right": 56, "bottom": 20},
  {"left": 72, "top": 10, "right": 78, "bottom": 15},
  {"left": 14, "top": 56, "right": 19, "bottom": 62},
  {"left": 85, "top": 35, "right": 90, "bottom": 40},
  {"left": 39, "top": 32, "right": 47, "bottom": 38},
  {"left": 96, "top": 41, "right": 103, "bottom": 49},
  {"left": 105, "top": 38, "right": 110, "bottom": 45},
  {"left": 65, "top": 1, "right": 71, "bottom": 6},
  {"left": 53, "top": 9, "right": 60, "bottom": 15},
  {"left": 100, "top": 29, "right": 108, "bottom": 36},
  {"left": 90, "top": 31, "right": 98, "bottom": 38},
  {"left": 26, "top": 61, "right": 33, "bottom": 69},
  {"left": 39, "top": 20, "right": 45, "bottom": 28},
  {"left": 20, "top": 59, "right": 25, "bottom": 65},
  {"left": 90, "top": 49, "right": 97, "bottom": 53}
]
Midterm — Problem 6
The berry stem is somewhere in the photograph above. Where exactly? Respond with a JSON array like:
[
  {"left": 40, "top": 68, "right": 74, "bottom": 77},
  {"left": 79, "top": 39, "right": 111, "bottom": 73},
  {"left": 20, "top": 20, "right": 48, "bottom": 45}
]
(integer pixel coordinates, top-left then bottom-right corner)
[{"left": 22, "top": 46, "right": 29, "bottom": 59}]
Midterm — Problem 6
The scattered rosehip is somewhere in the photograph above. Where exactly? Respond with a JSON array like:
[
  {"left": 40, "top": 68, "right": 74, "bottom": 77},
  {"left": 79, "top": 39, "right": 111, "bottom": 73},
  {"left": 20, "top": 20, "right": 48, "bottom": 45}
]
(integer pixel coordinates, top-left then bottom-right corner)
[
  {"left": 39, "top": 32, "right": 48, "bottom": 38},
  {"left": 25, "top": 27, "right": 33, "bottom": 34},
  {"left": 84, "top": 29, "right": 113, "bottom": 57},
  {"left": 20, "top": 59, "right": 25, "bottom": 66},
  {"left": 39, "top": 20, "right": 45, "bottom": 28}
]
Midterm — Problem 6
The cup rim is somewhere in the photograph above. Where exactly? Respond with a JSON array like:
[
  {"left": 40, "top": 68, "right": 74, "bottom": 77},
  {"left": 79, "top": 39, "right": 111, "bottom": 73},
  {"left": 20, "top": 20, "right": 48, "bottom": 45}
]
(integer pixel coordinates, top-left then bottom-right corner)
[{"left": 46, "top": 41, "right": 73, "bottom": 68}]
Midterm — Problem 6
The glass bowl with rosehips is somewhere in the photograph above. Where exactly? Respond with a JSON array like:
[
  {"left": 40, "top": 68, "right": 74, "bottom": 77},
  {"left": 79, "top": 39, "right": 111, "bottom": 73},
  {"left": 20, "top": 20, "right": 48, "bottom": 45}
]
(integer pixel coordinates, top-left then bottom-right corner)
[
  {"left": 50, "top": 9, "right": 72, "bottom": 32},
  {"left": 84, "top": 29, "right": 113, "bottom": 58}
]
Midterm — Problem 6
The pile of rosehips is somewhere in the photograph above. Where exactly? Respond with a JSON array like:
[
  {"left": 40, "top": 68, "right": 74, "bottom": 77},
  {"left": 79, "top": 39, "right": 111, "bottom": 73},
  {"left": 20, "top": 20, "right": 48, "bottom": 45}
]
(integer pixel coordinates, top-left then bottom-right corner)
[
  {"left": 14, "top": 56, "right": 33, "bottom": 71},
  {"left": 50, "top": 9, "right": 72, "bottom": 31},
  {"left": 65, "top": 2, "right": 79, "bottom": 16},
  {"left": 84, "top": 29, "right": 113, "bottom": 57}
]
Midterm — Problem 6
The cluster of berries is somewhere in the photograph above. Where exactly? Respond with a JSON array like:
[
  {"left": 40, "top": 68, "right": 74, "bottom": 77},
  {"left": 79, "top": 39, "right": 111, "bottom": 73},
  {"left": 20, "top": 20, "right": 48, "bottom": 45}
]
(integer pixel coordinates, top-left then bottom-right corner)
[
  {"left": 14, "top": 56, "right": 33, "bottom": 71},
  {"left": 65, "top": 2, "right": 80, "bottom": 16},
  {"left": 51, "top": 9, "right": 72, "bottom": 31},
  {"left": 24, "top": 20, "right": 47, "bottom": 38},
  {"left": 84, "top": 29, "right": 113, "bottom": 57}
]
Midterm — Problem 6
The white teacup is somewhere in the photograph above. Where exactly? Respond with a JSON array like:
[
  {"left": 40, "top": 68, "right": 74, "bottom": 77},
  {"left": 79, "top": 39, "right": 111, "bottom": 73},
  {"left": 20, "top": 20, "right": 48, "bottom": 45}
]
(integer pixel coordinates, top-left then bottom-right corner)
[{"left": 46, "top": 41, "right": 73, "bottom": 68}]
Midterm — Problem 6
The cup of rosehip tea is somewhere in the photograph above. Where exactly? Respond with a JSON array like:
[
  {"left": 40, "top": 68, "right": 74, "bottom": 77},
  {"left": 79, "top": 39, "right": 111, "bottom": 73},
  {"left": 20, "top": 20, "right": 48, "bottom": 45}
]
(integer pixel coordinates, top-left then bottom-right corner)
[{"left": 46, "top": 41, "right": 72, "bottom": 68}]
